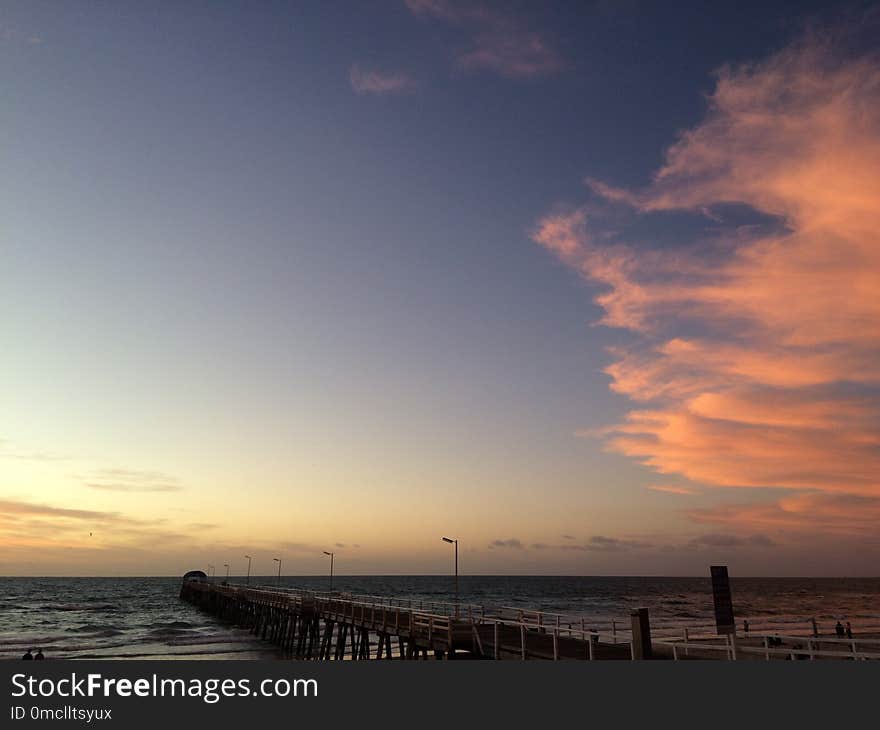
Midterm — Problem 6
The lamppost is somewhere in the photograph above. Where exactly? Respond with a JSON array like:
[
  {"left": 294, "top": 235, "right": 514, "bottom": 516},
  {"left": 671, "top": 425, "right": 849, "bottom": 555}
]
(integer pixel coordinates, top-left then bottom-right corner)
[
  {"left": 244, "top": 555, "right": 252, "bottom": 586},
  {"left": 441, "top": 537, "right": 459, "bottom": 617},
  {"left": 273, "top": 558, "right": 281, "bottom": 588},
  {"left": 223, "top": 563, "right": 229, "bottom": 582},
  {"left": 207, "top": 564, "right": 215, "bottom": 583},
  {"left": 323, "top": 551, "right": 335, "bottom": 592}
]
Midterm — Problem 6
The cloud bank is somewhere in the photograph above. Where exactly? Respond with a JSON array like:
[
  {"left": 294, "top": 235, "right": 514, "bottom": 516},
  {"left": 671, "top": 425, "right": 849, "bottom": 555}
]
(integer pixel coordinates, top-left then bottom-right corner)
[{"left": 532, "top": 30, "right": 880, "bottom": 539}]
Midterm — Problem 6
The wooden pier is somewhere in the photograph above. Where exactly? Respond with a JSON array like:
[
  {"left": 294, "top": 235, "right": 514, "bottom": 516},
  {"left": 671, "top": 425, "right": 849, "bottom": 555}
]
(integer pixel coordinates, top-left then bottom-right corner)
[
  {"left": 180, "top": 578, "right": 880, "bottom": 661},
  {"left": 179, "top": 580, "right": 634, "bottom": 660}
]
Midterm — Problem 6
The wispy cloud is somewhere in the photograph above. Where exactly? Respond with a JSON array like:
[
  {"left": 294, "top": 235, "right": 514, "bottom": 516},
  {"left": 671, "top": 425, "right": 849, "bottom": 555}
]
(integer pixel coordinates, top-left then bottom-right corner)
[
  {"left": 0, "top": 25, "right": 43, "bottom": 45},
  {"left": 492, "top": 535, "right": 651, "bottom": 552},
  {"left": 689, "top": 533, "right": 776, "bottom": 548},
  {"left": 0, "top": 499, "right": 145, "bottom": 525},
  {"left": 581, "top": 535, "right": 653, "bottom": 552},
  {"left": 0, "top": 497, "right": 196, "bottom": 553},
  {"left": 648, "top": 484, "right": 699, "bottom": 496},
  {"left": 85, "top": 482, "right": 181, "bottom": 493},
  {"left": 405, "top": 0, "right": 562, "bottom": 79},
  {"left": 0, "top": 440, "right": 68, "bottom": 463},
  {"left": 532, "top": 27, "right": 880, "bottom": 538},
  {"left": 349, "top": 64, "right": 417, "bottom": 95},
  {"left": 688, "top": 493, "right": 880, "bottom": 538},
  {"left": 81, "top": 468, "right": 182, "bottom": 493}
]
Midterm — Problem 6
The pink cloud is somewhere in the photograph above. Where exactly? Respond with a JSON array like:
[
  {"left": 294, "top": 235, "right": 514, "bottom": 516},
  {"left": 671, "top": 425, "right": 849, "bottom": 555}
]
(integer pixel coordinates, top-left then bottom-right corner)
[
  {"left": 404, "top": 0, "right": 477, "bottom": 22},
  {"left": 349, "top": 64, "right": 417, "bottom": 95},
  {"left": 532, "top": 30, "right": 880, "bottom": 537},
  {"left": 456, "top": 29, "right": 562, "bottom": 78},
  {"left": 405, "top": 0, "right": 562, "bottom": 79}
]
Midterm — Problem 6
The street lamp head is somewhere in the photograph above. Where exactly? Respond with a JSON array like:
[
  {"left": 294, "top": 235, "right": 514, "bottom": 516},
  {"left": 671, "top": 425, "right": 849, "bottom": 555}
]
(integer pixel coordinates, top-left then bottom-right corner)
[
  {"left": 442, "top": 537, "right": 454, "bottom": 543},
  {"left": 244, "top": 554, "right": 250, "bottom": 559},
  {"left": 273, "top": 557, "right": 280, "bottom": 562},
  {"left": 323, "top": 551, "right": 333, "bottom": 556}
]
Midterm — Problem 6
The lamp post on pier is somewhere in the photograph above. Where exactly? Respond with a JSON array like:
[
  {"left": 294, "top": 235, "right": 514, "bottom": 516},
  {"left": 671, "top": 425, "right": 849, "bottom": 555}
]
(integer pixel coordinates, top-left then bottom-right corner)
[
  {"left": 207, "top": 564, "right": 215, "bottom": 584},
  {"left": 223, "top": 563, "right": 229, "bottom": 582},
  {"left": 244, "top": 555, "right": 252, "bottom": 586},
  {"left": 441, "top": 537, "right": 459, "bottom": 618},
  {"left": 323, "top": 551, "right": 335, "bottom": 592},
  {"left": 273, "top": 557, "right": 281, "bottom": 588}
]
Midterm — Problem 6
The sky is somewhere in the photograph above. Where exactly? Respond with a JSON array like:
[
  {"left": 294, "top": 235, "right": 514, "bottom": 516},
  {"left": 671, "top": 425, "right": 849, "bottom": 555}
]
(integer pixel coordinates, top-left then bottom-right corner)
[{"left": 1, "top": 1, "right": 878, "bottom": 576}]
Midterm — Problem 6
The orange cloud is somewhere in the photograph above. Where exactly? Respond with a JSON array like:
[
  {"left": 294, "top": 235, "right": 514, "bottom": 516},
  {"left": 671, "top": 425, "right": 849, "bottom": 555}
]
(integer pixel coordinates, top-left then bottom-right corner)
[
  {"left": 533, "top": 30, "right": 880, "bottom": 536},
  {"left": 688, "top": 493, "right": 880, "bottom": 538}
]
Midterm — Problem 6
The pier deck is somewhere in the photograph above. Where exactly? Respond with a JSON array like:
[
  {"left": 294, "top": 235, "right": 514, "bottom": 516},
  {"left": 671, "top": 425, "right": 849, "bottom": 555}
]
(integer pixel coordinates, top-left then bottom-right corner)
[
  {"left": 179, "top": 580, "right": 634, "bottom": 660},
  {"left": 179, "top": 580, "right": 880, "bottom": 661}
]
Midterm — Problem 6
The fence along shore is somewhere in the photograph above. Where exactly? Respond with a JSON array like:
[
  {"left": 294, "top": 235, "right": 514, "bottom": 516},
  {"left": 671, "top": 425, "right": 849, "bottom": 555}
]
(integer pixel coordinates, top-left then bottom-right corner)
[{"left": 179, "top": 576, "right": 880, "bottom": 661}]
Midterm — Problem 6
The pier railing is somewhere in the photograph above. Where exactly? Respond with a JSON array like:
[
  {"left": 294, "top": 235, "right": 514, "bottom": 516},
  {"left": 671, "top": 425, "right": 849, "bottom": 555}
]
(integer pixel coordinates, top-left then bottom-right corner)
[
  {"left": 654, "top": 632, "right": 880, "bottom": 661},
  {"left": 201, "top": 581, "right": 880, "bottom": 660}
]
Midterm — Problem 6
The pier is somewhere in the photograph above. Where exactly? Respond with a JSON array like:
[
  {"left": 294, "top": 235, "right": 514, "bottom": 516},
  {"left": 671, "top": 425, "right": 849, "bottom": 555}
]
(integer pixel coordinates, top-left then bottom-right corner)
[
  {"left": 179, "top": 580, "right": 635, "bottom": 660},
  {"left": 180, "top": 577, "right": 880, "bottom": 661}
]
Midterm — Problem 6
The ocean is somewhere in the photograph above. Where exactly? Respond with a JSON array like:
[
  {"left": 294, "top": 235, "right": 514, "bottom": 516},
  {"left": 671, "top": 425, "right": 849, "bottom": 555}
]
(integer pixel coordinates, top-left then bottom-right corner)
[{"left": 2, "top": 575, "right": 879, "bottom": 659}]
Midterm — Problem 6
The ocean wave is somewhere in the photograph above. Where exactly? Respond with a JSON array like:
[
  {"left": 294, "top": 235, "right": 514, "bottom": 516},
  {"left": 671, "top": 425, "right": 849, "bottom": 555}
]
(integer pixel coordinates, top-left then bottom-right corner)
[
  {"left": 45, "top": 603, "right": 119, "bottom": 612},
  {"left": 66, "top": 623, "right": 124, "bottom": 634},
  {"left": 147, "top": 620, "right": 195, "bottom": 630},
  {"left": 0, "top": 634, "right": 70, "bottom": 647},
  {"left": 167, "top": 635, "right": 264, "bottom": 647},
  {"left": 70, "top": 646, "right": 276, "bottom": 659}
]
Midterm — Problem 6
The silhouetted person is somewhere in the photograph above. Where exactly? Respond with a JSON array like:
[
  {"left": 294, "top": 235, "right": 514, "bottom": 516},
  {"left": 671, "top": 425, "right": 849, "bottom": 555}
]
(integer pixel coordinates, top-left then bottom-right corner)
[
  {"left": 743, "top": 619, "right": 750, "bottom": 634},
  {"left": 835, "top": 621, "right": 845, "bottom": 638},
  {"left": 22, "top": 649, "right": 33, "bottom": 660},
  {"left": 34, "top": 649, "right": 45, "bottom": 660},
  {"left": 846, "top": 622, "right": 853, "bottom": 639}
]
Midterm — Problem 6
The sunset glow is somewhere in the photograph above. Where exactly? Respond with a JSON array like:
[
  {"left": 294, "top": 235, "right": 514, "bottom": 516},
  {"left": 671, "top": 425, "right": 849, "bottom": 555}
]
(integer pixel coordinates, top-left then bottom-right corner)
[{"left": 2, "top": 2, "right": 878, "bottom": 576}]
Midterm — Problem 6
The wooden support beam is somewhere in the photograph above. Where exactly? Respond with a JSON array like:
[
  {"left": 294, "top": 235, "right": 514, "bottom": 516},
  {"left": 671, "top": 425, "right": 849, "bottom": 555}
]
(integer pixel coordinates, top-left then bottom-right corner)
[
  {"left": 376, "top": 633, "right": 385, "bottom": 660},
  {"left": 335, "top": 623, "right": 348, "bottom": 660},
  {"left": 360, "top": 629, "right": 370, "bottom": 660}
]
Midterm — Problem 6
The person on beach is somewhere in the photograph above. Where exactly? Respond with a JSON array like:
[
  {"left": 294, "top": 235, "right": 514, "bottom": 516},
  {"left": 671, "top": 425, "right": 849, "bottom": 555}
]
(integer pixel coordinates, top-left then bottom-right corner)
[
  {"left": 22, "top": 649, "right": 34, "bottom": 660},
  {"left": 34, "top": 649, "right": 45, "bottom": 660},
  {"left": 743, "top": 619, "right": 750, "bottom": 634},
  {"left": 835, "top": 621, "right": 845, "bottom": 637},
  {"left": 846, "top": 622, "right": 853, "bottom": 639}
]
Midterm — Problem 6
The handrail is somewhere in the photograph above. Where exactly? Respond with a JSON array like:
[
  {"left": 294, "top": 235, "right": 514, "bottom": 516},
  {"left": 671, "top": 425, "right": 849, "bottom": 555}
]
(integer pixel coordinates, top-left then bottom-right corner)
[
  {"left": 654, "top": 633, "right": 880, "bottom": 661},
  {"left": 191, "top": 581, "right": 880, "bottom": 653}
]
